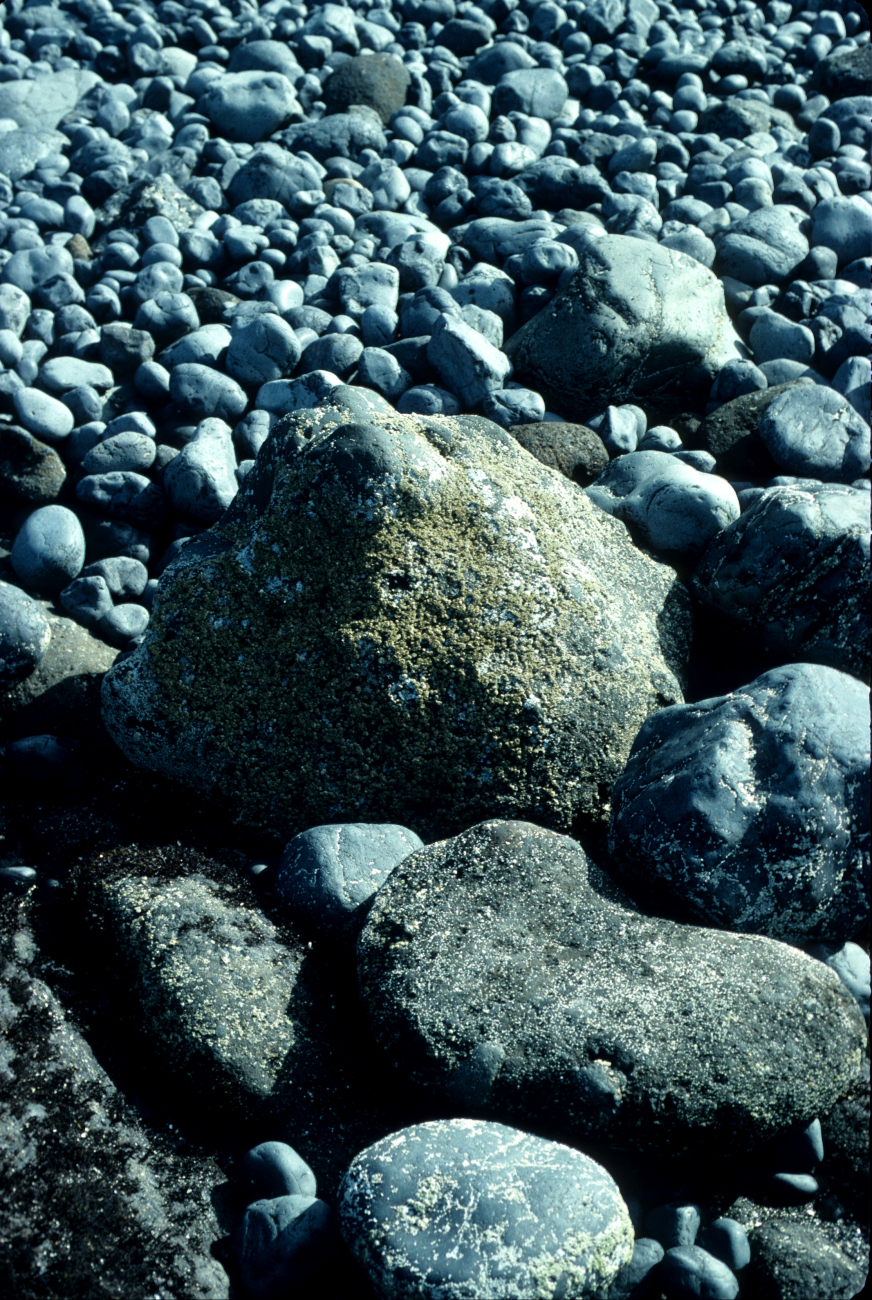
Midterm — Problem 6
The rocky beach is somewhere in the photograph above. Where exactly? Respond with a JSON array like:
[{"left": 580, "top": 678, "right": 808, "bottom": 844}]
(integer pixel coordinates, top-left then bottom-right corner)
[{"left": 0, "top": 0, "right": 869, "bottom": 1295}]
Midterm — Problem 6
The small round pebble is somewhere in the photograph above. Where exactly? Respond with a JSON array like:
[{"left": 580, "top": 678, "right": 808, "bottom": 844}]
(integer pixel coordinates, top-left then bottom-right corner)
[
  {"left": 239, "top": 1143, "right": 317, "bottom": 1204},
  {"left": 11, "top": 505, "right": 86, "bottom": 594},
  {"left": 13, "top": 387, "right": 75, "bottom": 443}
]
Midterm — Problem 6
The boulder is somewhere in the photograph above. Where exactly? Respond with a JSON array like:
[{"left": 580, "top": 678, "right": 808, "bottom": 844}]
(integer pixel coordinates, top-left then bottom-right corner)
[
  {"left": 339, "top": 1119, "right": 633, "bottom": 1299},
  {"left": 509, "top": 421, "right": 609, "bottom": 486},
  {"left": 609, "top": 664, "right": 870, "bottom": 944},
  {"left": 0, "top": 895, "right": 230, "bottom": 1299},
  {"left": 690, "top": 483, "right": 870, "bottom": 683},
  {"left": 101, "top": 393, "right": 691, "bottom": 841},
  {"left": 356, "top": 820, "right": 866, "bottom": 1156},
  {"left": 504, "top": 231, "right": 743, "bottom": 420},
  {"left": 691, "top": 383, "right": 802, "bottom": 480}
]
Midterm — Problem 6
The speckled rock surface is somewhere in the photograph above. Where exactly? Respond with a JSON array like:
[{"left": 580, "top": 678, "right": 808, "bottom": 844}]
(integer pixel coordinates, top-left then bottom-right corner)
[
  {"left": 504, "top": 232, "right": 744, "bottom": 420},
  {"left": 84, "top": 865, "right": 331, "bottom": 1122},
  {"left": 690, "top": 484, "right": 870, "bottom": 684},
  {"left": 608, "top": 664, "right": 870, "bottom": 945},
  {"left": 509, "top": 421, "right": 609, "bottom": 487},
  {"left": 100, "top": 396, "right": 691, "bottom": 841},
  {"left": 741, "top": 1218, "right": 867, "bottom": 1300},
  {"left": 338, "top": 1119, "right": 633, "bottom": 1300},
  {"left": 0, "top": 894, "right": 230, "bottom": 1300},
  {"left": 356, "top": 821, "right": 866, "bottom": 1159}
]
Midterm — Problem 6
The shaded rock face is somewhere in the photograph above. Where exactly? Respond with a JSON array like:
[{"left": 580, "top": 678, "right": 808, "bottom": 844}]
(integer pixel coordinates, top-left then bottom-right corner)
[
  {"left": 356, "top": 821, "right": 866, "bottom": 1159},
  {"left": 322, "top": 53, "right": 411, "bottom": 123},
  {"left": 101, "top": 400, "right": 691, "bottom": 841},
  {"left": 85, "top": 869, "right": 329, "bottom": 1119},
  {"left": 691, "top": 383, "right": 801, "bottom": 480},
  {"left": 504, "top": 231, "right": 743, "bottom": 421},
  {"left": 0, "top": 895, "right": 230, "bottom": 1300},
  {"left": 690, "top": 484, "right": 870, "bottom": 684},
  {"left": 608, "top": 664, "right": 870, "bottom": 945},
  {"left": 338, "top": 1119, "right": 633, "bottom": 1300},
  {"left": 509, "top": 421, "right": 609, "bottom": 486}
]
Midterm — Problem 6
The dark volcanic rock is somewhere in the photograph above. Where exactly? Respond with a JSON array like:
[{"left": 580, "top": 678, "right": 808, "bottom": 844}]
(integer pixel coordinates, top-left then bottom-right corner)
[
  {"left": 0, "top": 426, "right": 67, "bottom": 503},
  {"left": 691, "top": 484, "right": 870, "bottom": 683},
  {"left": 101, "top": 398, "right": 691, "bottom": 842},
  {"left": 692, "top": 383, "right": 802, "bottom": 480},
  {"left": 811, "top": 44, "right": 872, "bottom": 101},
  {"left": 356, "top": 820, "right": 866, "bottom": 1158},
  {"left": 0, "top": 894, "right": 230, "bottom": 1300},
  {"left": 510, "top": 421, "right": 609, "bottom": 486},
  {"left": 742, "top": 1219, "right": 867, "bottom": 1300},
  {"left": 322, "top": 53, "right": 411, "bottom": 123},
  {"left": 609, "top": 664, "right": 870, "bottom": 944},
  {"left": 504, "top": 232, "right": 742, "bottom": 420}
]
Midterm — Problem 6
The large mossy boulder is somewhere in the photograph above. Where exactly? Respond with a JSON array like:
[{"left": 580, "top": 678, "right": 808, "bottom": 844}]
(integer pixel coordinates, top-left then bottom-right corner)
[{"left": 102, "top": 391, "right": 691, "bottom": 840}]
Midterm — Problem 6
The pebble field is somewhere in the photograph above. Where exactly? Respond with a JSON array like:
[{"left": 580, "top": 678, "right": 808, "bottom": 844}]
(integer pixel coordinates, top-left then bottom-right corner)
[{"left": 0, "top": 0, "right": 869, "bottom": 1296}]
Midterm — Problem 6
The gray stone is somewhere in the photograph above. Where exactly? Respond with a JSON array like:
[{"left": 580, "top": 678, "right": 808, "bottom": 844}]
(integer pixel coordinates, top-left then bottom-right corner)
[
  {"left": 94, "top": 174, "right": 204, "bottom": 243},
  {"left": 1, "top": 244, "right": 74, "bottom": 296},
  {"left": 427, "top": 313, "right": 512, "bottom": 407},
  {"left": 357, "top": 347, "right": 413, "bottom": 400},
  {"left": 610, "top": 664, "right": 870, "bottom": 944},
  {"left": 163, "top": 418, "right": 238, "bottom": 525},
  {"left": 759, "top": 382, "right": 871, "bottom": 484},
  {"left": 713, "top": 208, "right": 810, "bottom": 288},
  {"left": 39, "top": 357, "right": 115, "bottom": 392},
  {"left": 228, "top": 39, "right": 302, "bottom": 81},
  {"left": 274, "top": 823, "right": 424, "bottom": 944},
  {"left": 585, "top": 451, "right": 740, "bottom": 559},
  {"left": 0, "top": 283, "right": 31, "bottom": 338},
  {"left": 200, "top": 71, "right": 301, "bottom": 145},
  {"left": 357, "top": 820, "right": 866, "bottom": 1155},
  {"left": 811, "top": 196, "right": 872, "bottom": 270},
  {"left": 0, "top": 901, "right": 230, "bottom": 1300},
  {"left": 282, "top": 111, "right": 387, "bottom": 163},
  {"left": 0, "top": 127, "right": 68, "bottom": 182},
  {"left": 160, "top": 324, "right": 232, "bottom": 370},
  {"left": 492, "top": 68, "right": 569, "bottom": 121},
  {"left": 690, "top": 483, "right": 870, "bottom": 683},
  {"left": 239, "top": 1143, "right": 316, "bottom": 1203},
  {"left": 58, "top": 573, "right": 114, "bottom": 629},
  {"left": 76, "top": 471, "right": 168, "bottom": 531},
  {"left": 101, "top": 400, "right": 690, "bottom": 842},
  {"left": 81, "top": 556, "right": 149, "bottom": 601},
  {"left": 0, "top": 68, "right": 99, "bottom": 132},
  {"left": 11, "top": 504, "right": 85, "bottom": 595},
  {"left": 227, "top": 316, "right": 301, "bottom": 389},
  {"left": 0, "top": 598, "right": 118, "bottom": 743},
  {"left": 231, "top": 1195, "right": 340, "bottom": 1300},
  {"left": 659, "top": 1247, "right": 739, "bottom": 1300},
  {"left": 0, "top": 580, "right": 51, "bottom": 688},
  {"left": 505, "top": 232, "right": 743, "bottom": 419},
  {"left": 169, "top": 363, "right": 248, "bottom": 422},
  {"left": 82, "top": 432, "right": 157, "bottom": 476},
  {"left": 98, "top": 603, "right": 151, "bottom": 648},
  {"left": 339, "top": 1119, "right": 632, "bottom": 1300}
]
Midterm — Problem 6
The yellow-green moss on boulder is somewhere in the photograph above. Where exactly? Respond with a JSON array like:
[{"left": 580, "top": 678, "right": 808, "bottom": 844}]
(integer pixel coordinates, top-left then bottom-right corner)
[{"left": 101, "top": 396, "right": 691, "bottom": 841}]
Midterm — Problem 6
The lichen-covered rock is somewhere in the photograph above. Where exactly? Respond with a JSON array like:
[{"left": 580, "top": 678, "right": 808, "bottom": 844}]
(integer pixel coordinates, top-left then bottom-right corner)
[
  {"left": 608, "top": 664, "right": 870, "bottom": 945},
  {"left": 356, "top": 821, "right": 866, "bottom": 1158},
  {"left": 101, "top": 392, "right": 691, "bottom": 841},
  {"left": 85, "top": 867, "right": 331, "bottom": 1121},
  {"left": 504, "top": 231, "right": 743, "bottom": 420},
  {"left": 338, "top": 1119, "right": 633, "bottom": 1300},
  {"left": 0, "top": 894, "right": 230, "bottom": 1299}
]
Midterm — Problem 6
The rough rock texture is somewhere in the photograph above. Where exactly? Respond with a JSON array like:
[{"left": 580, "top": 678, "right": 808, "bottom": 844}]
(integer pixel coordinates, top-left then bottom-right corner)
[
  {"left": 101, "top": 395, "right": 691, "bottom": 841},
  {"left": 509, "top": 421, "right": 609, "bottom": 486},
  {"left": 338, "top": 1119, "right": 633, "bottom": 1300},
  {"left": 84, "top": 866, "right": 332, "bottom": 1122},
  {"left": 608, "top": 664, "right": 870, "bottom": 944},
  {"left": 742, "top": 1220, "right": 867, "bottom": 1300},
  {"left": 322, "top": 53, "right": 411, "bottom": 123},
  {"left": 690, "top": 383, "right": 801, "bottom": 480},
  {"left": 811, "top": 44, "right": 872, "bottom": 101},
  {"left": 690, "top": 484, "right": 870, "bottom": 684},
  {"left": 1, "top": 599, "right": 118, "bottom": 744},
  {"left": 356, "top": 820, "right": 866, "bottom": 1158},
  {"left": 504, "top": 232, "right": 743, "bottom": 420},
  {"left": 0, "top": 894, "right": 230, "bottom": 1300},
  {"left": 0, "top": 426, "right": 67, "bottom": 503}
]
